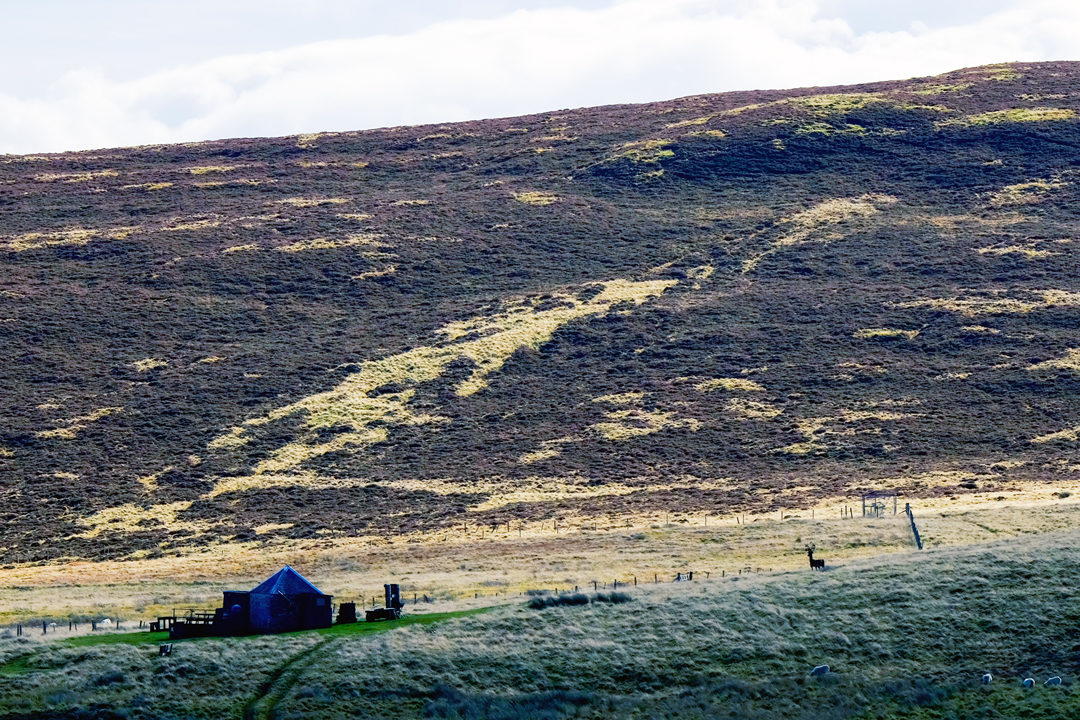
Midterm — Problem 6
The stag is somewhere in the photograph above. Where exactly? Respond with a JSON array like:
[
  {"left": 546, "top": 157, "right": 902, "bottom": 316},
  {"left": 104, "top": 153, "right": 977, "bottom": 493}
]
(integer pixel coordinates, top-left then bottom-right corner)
[{"left": 805, "top": 543, "right": 825, "bottom": 571}]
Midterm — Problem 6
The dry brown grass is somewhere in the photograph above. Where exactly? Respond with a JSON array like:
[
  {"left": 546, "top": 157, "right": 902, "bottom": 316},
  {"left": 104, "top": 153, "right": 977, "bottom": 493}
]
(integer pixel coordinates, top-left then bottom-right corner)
[{"left": 11, "top": 489, "right": 1080, "bottom": 623}]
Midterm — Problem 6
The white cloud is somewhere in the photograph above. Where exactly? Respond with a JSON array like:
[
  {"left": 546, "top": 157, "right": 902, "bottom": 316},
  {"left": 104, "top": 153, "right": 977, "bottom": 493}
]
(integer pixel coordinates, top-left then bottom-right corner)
[{"left": 2, "top": 0, "right": 1079, "bottom": 154}]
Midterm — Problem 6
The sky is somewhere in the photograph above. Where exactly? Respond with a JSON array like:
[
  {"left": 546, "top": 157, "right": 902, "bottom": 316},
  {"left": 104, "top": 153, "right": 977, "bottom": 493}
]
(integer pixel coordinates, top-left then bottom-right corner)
[{"left": 1, "top": 0, "right": 1077, "bottom": 154}]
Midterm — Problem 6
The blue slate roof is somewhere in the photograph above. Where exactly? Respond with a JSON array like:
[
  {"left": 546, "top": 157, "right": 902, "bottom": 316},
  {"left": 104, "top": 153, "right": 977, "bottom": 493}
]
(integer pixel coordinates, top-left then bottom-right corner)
[{"left": 250, "top": 566, "right": 326, "bottom": 596}]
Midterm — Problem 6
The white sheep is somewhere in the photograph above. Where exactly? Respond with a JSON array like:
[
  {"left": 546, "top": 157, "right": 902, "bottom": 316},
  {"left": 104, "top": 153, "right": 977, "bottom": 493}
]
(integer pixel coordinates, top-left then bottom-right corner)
[
  {"left": 981, "top": 673, "right": 992, "bottom": 685},
  {"left": 1045, "top": 676, "right": 1062, "bottom": 686},
  {"left": 1022, "top": 678, "right": 1035, "bottom": 688},
  {"left": 810, "top": 665, "right": 830, "bottom": 676}
]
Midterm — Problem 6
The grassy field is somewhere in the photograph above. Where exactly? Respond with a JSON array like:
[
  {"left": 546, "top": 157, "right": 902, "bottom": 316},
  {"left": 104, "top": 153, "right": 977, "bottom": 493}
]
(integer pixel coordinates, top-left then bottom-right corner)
[
  {"left": 2, "top": 494, "right": 1079, "bottom": 625},
  {"left": 2, "top": 528, "right": 1079, "bottom": 719}
]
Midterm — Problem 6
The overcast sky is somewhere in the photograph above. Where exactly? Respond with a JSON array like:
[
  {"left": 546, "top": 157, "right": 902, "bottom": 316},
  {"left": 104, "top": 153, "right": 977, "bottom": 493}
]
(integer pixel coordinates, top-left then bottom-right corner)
[{"left": 1, "top": 0, "right": 1077, "bottom": 154}]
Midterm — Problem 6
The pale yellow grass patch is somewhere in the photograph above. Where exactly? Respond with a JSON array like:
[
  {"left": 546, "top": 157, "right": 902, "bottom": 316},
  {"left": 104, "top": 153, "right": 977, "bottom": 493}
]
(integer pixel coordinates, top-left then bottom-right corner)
[
  {"left": 687, "top": 130, "right": 728, "bottom": 139},
  {"left": 187, "top": 165, "right": 239, "bottom": 175},
  {"left": 854, "top": 328, "right": 920, "bottom": 340},
  {"left": 275, "top": 197, "right": 349, "bottom": 208},
  {"left": 1032, "top": 426, "right": 1080, "bottom": 444},
  {"left": 696, "top": 377, "right": 765, "bottom": 392},
  {"left": 208, "top": 426, "right": 248, "bottom": 450},
  {"left": 137, "top": 466, "right": 174, "bottom": 492},
  {"left": 934, "top": 372, "right": 970, "bottom": 380},
  {"left": 74, "top": 501, "right": 210, "bottom": 539},
  {"left": 2, "top": 226, "right": 138, "bottom": 252},
  {"left": 1029, "top": 348, "right": 1080, "bottom": 372},
  {"left": 927, "top": 212, "right": 1028, "bottom": 234},
  {"left": 34, "top": 169, "right": 119, "bottom": 183},
  {"left": 418, "top": 133, "right": 453, "bottom": 141},
  {"left": 353, "top": 265, "right": 396, "bottom": 280},
  {"left": 743, "top": 194, "right": 897, "bottom": 273},
  {"left": 35, "top": 406, "right": 123, "bottom": 440},
  {"left": 512, "top": 191, "right": 559, "bottom": 206},
  {"left": 961, "top": 325, "right": 1000, "bottom": 334},
  {"left": 198, "top": 356, "right": 224, "bottom": 364},
  {"left": 120, "top": 182, "right": 174, "bottom": 191},
  {"left": 898, "top": 289, "right": 1080, "bottom": 317},
  {"left": 593, "top": 391, "right": 645, "bottom": 405},
  {"left": 610, "top": 139, "right": 674, "bottom": 164},
  {"left": 193, "top": 179, "right": 272, "bottom": 188},
  {"left": 296, "top": 133, "right": 323, "bottom": 149},
  {"left": 989, "top": 178, "right": 1069, "bottom": 207},
  {"left": 777, "top": 410, "right": 918, "bottom": 454},
  {"left": 977, "top": 245, "right": 1056, "bottom": 259},
  {"left": 338, "top": 213, "right": 373, "bottom": 221},
  {"left": 725, "top": 398, "right": 782, "bottom": 420},
  {"left": 686, "top": 265, "right": 715, "bottom": 283},
  {"left": 518, "top": 447, "right": 561, "bottom": 465},
  {"left": 210, "top": 278, "right": 676, "bottom": 476},
  {"left": 255, "top": 523, "right": 295, "bottom": 535},
  {"left": 163, "top": 218, "right": 222, "bottom": 232},
  {"left": 665, "top": 116, "right": 714, "bottom": 128},
  {"left": 223, "top": 244, "right": 259, "bottom": 253},
  {"left": 276, "top": 233, "right": 386, "bottom": 253},
  {"left": 938, "top": 107, "right": 1077, "bottom": 128},
  {"left": 296, "top": 160, "right": 329, "bottom": 168},
  {"left": 906, "top": 82, "right": 973, "bottom": 95},
  {"left": 592, "top": 408, "right": 700, "bottom": 440},
  {"left": 132, "top": 358, "right": 167, "bottom": 372},
  {"left": 788, "top": 92, "right": 950, "bottom": 115},
  {"left": 391, "top": 199, "right": 430, "bottom": 206}
]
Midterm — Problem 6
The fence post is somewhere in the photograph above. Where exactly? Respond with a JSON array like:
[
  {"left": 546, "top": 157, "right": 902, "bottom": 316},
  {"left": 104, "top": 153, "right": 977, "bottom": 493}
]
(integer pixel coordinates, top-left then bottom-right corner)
[{"left": 905, "top": 503, "right": 923, "bottom": 550}]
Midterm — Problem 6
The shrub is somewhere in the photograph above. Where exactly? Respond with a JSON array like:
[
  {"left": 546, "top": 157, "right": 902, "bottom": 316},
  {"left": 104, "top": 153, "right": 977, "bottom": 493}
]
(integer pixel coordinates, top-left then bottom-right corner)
[{"left": 94, "top": 670, "right": 125, "bottom": 686}]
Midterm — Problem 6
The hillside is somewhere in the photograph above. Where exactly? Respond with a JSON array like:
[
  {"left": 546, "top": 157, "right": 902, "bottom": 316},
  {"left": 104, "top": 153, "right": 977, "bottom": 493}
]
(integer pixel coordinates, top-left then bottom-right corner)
[{"left": 3, "top": 61, "right": 1080, "bottom": 563}]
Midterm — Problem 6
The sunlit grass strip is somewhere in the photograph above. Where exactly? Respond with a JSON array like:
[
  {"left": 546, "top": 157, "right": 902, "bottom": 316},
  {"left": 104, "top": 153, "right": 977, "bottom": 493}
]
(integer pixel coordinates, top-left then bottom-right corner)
[
  {"left": 512, "top": 191, "right": 559, "bottom": 205},
  {"left": 33, "top": 170, "right": 119, "bottom": 183},
  {"left": 2, "top": 226, "right": 138, "bottom": 252},
  {"left": 695, "top": 378, "right": 764, "bottom": 392},
  {"left": 207, "top": 278, "right": 676, "bottom": 477},
  {"left": 35, "top": 407, "right": 123, "bottom": 440},
  {"left": 853, "top": 328, "right": 920, "bottom": 340},
  {"left": 897, "top": 289, "right": 1080, "bottom": 317},
  {"left": 937, "top": 107, "right": 1077, "bottom": 128},
  {"left": 742, "top": 194, "right": 896, "bottom": 273}
]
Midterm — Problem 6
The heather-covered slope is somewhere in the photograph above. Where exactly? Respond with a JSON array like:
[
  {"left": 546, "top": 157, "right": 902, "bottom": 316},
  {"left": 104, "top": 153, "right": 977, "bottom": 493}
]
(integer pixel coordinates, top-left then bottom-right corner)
[{"left": 3, "top": 61, "right": 1080, "bottom": 561}]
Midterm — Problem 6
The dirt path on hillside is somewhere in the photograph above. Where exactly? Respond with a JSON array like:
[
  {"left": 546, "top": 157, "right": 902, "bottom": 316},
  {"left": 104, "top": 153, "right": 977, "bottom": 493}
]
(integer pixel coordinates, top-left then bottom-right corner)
[{"left": 242, "top": 637, "right": 341, "bottom": 720}]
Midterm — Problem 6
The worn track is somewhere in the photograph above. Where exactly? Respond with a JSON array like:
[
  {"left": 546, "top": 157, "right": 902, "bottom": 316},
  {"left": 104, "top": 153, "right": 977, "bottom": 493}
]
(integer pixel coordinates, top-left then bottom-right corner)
[{"left": 242, "top": 637, "right": 341, "bottom": 720}]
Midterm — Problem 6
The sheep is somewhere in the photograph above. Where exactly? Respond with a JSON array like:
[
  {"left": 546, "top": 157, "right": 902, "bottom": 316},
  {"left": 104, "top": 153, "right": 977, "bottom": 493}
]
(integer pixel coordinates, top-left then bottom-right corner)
[
  {"left": 1022, "top": 678, "right": 1035, "bottom": 688},
  {"left": 1045, "top": 676, "right": 1062, "bottom": 686},
  {"left": 981, "top": 673, "right": 992, "bottom": 685},
  {"left": 810, "top": 664, "right": 830, "bottom": 676}
]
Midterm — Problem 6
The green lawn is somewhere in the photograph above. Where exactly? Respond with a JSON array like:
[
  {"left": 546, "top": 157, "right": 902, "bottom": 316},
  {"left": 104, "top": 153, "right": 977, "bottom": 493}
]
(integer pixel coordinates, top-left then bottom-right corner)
[{"left": 59, "top": 607, "right": 493, "bottom": 648}]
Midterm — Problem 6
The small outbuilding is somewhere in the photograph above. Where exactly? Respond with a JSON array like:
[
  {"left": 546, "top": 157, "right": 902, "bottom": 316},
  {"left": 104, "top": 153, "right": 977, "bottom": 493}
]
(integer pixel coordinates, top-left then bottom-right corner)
[
  {"left": 168, "top": 565, "right": 333, "bottom": 639},
  {"left": 247, "top": 565, "right": 334, "bottom": 633}
]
